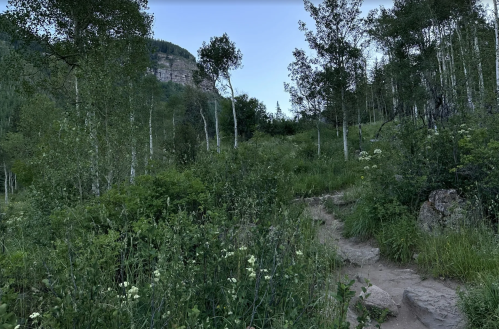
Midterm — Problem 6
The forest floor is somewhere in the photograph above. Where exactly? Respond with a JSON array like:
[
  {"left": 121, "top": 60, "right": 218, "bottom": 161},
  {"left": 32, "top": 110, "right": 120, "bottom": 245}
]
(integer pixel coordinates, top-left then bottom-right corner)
[{"left": 306, "top": 194, "right": 466, "bottom": 329}]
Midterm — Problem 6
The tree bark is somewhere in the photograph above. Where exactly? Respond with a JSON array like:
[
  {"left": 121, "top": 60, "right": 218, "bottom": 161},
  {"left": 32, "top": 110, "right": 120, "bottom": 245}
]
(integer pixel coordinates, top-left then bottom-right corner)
[
  {"left": 342, "top": 88, "right": 348, "bottom": 161},
  {"left": 227, "top": 77, "right": 238, "bottom": 149},
  {"left": 317, "top": 120, "right": 321, "bottom": 156},
  {"left": 149, "top": 94, "right": 153, "bottom": 160},
  {"left": 456, "top": 24, "right": 474, "bottom": 111},
  {"left": 4, "top": 163, "right": 8, "bottom": 205},
  {"left": 200, "top": 105, "right": 209, "bottom": 151},
  {"left": 473, "top": 26, "right": 485, "bottom": 107},
  {"left": 215, "top": 99, "right": 220, "bottom": 153},
  {"left": 494, "top": 0, "right": 499, "bottom": 106}
]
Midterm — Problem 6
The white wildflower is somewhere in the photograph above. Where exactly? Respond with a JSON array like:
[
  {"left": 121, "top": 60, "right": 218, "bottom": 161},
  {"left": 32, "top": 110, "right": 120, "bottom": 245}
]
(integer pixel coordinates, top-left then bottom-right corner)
[
  {"left": 364, "top": 166, "right": 370, "bottom": 170},
  {"left": 119, "top": 281, "right": 129, "bottom": 288},
  {"left": 296, "top": 250, "right": 303, "bottom": 256},
  {"left": 153, "top": 270, "right": 160, "bottom": 278},
  {"left": 228, "top": 278, "right": 237, "bottom": 283},
  {"left": 264, "top": 275, "right": 271, "bottom": 280},
  {"left": 133, "top": 295, "right": 140, "bottom": 299},
  {"left": 239, "top": 246, "right": 247, "bottom": 251},
  {"left": 371, "top": 165, "right": 377, "bottom": 169},
  {"left": 248, "top": 255, "right": 256, "bottom": 265},
  {"left": 374, "top": 149, "right": 382, "bottom": 154},
  {"left": 29, "top": 312, "right": 41, "bottom": 319}
]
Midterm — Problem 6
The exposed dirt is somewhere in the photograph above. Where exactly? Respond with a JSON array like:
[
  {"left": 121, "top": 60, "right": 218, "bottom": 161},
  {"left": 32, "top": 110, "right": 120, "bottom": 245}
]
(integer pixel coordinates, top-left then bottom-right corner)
[{"left": 306, "top": 198, "right": 464, "bottom": 329}]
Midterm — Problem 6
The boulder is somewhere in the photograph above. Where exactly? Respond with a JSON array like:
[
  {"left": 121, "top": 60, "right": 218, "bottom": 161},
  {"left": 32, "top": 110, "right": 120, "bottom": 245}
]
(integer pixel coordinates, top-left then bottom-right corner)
[
  {"left": 418, "top": 189, "right": 466, "bottom": 232},
  {"left": 360, "top": 285, "right": 399, "bottom": 317},
  {"left": 338, "top": 245, "right": 380, "bottom": 266},
  {"left": 403, "top": 286, "right": 465, "bottom": 329}
]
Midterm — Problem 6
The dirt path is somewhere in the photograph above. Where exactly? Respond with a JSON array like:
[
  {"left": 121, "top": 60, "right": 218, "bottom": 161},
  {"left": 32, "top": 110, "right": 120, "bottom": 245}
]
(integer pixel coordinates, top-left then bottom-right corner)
[{"left": 305, "top": 195, "right": 465, "bottom": 329}]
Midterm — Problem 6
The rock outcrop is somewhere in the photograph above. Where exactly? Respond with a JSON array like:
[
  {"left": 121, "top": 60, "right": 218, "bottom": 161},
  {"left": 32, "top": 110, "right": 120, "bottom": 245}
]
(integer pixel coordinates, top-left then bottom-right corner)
[
  {"left": 151, "top": 52, "right": 214, "bottom": 92},
  {"left": 403, "top": 286, "right": 465, "bottom": 329},
  {"left": 418, "top": 189, "right": 466, "bottom": 232}
]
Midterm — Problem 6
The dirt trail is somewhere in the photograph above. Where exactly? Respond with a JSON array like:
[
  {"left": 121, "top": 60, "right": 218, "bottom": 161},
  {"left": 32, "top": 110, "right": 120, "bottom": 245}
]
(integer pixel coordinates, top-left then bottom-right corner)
[{"left": 305, "top": 195, "right": 465, "bottom": 329}]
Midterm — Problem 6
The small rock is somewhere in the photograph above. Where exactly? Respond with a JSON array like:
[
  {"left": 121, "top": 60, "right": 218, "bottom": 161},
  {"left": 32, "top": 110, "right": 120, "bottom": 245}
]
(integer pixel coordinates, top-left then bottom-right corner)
[{"left": 360, "top": 285, "right": 399, "bottom": 317}]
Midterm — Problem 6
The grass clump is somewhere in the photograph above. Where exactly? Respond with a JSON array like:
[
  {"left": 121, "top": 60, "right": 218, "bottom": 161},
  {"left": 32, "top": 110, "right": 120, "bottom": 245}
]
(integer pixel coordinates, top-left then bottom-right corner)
[
  {"left": 417, "top": 227, "right": 499, "bottom": 281},
  {"left": 458, "top": 274, "right": 499, "bottom": 328}
]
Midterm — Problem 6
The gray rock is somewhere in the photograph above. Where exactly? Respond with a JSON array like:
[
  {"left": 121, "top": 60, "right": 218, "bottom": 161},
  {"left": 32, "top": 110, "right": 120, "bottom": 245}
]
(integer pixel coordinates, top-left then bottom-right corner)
[
  {"left": 360, "top": 285, "right": 399, "bottom": 317},
  {"left": 338, "top": 245, "right": 380, "bottom": 266},
  {"left": 403, "top": 286, "right": 465, "bottom": 329},
  {"left": 418, "top": 189, "right": 466, "bottom": 232},
  {"left": 347, "top": 308, "right": 360, "bottom": 327},
  {"left": 429, "top": 189, "right": 463, "bottom": 216}
]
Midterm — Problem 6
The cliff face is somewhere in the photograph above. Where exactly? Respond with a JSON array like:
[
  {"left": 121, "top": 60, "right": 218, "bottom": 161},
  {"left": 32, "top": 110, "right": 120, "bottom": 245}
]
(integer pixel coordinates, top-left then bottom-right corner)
[{"left": 151, "top": 52, "right": 214, "bottom": 93}]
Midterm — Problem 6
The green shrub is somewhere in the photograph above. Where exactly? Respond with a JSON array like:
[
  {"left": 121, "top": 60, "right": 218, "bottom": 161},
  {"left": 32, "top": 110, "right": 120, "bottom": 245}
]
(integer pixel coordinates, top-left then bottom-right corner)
[
  {"left": 459, "top": 275, "right": 499, "bottom": 328},
  {"left": 376, "top": 217, "right": 419, "bottom": 263}
]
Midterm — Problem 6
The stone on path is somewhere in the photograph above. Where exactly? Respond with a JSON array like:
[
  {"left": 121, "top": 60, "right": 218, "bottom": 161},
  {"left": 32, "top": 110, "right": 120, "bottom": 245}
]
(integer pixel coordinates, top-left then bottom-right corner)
[
  {"left": 403, "top": 286, "right": 465, "bottom": 329},
  {"left": 360, "top": 284, "right": 399, "bottom": 317},
  {"left": 338, "top": 244, "right": 380, "bottom": 266}
]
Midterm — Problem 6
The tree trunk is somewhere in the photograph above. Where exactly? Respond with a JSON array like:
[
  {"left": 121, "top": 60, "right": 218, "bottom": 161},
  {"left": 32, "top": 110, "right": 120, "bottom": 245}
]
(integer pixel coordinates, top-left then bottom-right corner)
[
  {"left": 149, "top": 94, "right": 153, "bottom": 160},
  {"left": 215, "top": 99, "right": 220, "bottom": 153},
  {"left": 456, "top": 24, "right": 474, "bottom": 111},
  {"left": 4, "top": 163, "right": 8, "bottom": 205},
  {"left": 129, "top": 82, "right": 136, "bottom": 184},
  {"left": 358, "top": 103, "right": 362, "bottom": 152},
  {"left": 200, "top": 106, "right": 209, "bottom": 151},
  {"left": 474, "top": 26, "right": 485, "bottom": 107},
  {"left": 494, "top": 0, "right": 499, "bottom": 106},
  {"left": 317, "top": 120, "right": 321, "bottom": 156},
  {"left": 227, "top": 77, "right": 238, "bottom": 149},
  {"left": 342, "top": 88, "right": 348, "bottom": 161}
]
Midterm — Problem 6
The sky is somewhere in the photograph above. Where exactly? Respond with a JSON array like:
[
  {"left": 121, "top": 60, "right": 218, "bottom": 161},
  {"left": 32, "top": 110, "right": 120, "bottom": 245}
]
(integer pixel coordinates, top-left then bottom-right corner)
[{"left": 0, "top": 0, "right": 495, "bottom": 116}]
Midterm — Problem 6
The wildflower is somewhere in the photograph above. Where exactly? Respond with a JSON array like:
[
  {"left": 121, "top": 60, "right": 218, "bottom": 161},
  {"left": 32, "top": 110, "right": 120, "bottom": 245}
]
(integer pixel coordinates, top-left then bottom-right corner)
[
  {"left": 29, "top": 312, "right": 41, "bottom": 319},
  {"left": 133, "top": 295, "right": 140, "bottom": 299},
  {"left": 249, "top": 272, "right": 256, "bottom": 278},
  {"left": 374, "top": 149, "right": 382, "bottom": 154},
  {"left": 129, "top": 286, "right": 139, "bottom": 295},
  {"left": 359, "top": 151, "right": 368, "bottom": 157},
  {"left": 364, "top": 166, "right": 370, "bottom": 170},
  {"left": 119, "top": 281, "right": 129, "bottom": 288},
  {"left": 15, "top": 325, "right": 20, "bottom": 329},
  {"left": 296, "top": 250, "right": 303, "bottom": 256},
  {"left": 153, "top": 270, "right": 160, "bottom": 278},
  {"left": 228, "top": 311, "right": 233, "bottom": 315},
  {"left": 239, "top": 246, "right": 247, "bottom": 251},
  {"left": 154, "top": 278, "right": 160, "bottom": 282},
  {"left": 228, "top": 278, "right": 237, "bottom": 283},
  {"left": 264, "top": 275, "right": 271, "bottom": 280},
  {"left": 248, "top": 255, "right": 256, "bottom": 266},
  {"left": 371, "top": 165, "right": 377, "bottom": 169}
]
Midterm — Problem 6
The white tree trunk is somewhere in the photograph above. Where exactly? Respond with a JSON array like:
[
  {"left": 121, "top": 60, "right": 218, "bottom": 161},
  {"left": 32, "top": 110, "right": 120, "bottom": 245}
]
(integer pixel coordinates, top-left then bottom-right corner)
[
  {"left": 317, "top": 120, "right": 321, "bottom": 156},
  {"left": 494, "top": 0, "right": 499, "bottom": 106},
  {"left": 4, "top": 163, "right": 8, "bottom": 205},
  {"left": 474, "top": 27, "right": 485, "bottom": 106},
  {"left": 149, "top": 95, "right": 153, "bottom": 160},
  {"left": 456, "top": 25, "right": 474, "bottom": 111},
  {"left": 227, "top": 77, "right": 238, "bottom": 149},
  {"left": 342, "top": 89, "right": 348, "bottom": 161},
  {"left": 215, "top": 99, "right": 220, "bottom": 153},
  {"left": 200, "top": 106, "right": 209, "bottom": 151},
  {"left": 129, "top": 82, "right": 136, "bottom": 184}
]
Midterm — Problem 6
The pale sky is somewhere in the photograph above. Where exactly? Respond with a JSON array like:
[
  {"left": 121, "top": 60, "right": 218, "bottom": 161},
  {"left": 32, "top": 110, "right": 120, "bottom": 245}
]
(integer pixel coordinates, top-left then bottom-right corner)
[{"left": 0, "top": 0, "right": 494, "bottom": 116}]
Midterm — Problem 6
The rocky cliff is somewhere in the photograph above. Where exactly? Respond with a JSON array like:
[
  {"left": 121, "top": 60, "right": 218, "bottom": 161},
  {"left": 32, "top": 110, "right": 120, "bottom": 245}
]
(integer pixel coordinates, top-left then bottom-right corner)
[{"left": 151, "top": 52, "right": 214, "bottom": 93}]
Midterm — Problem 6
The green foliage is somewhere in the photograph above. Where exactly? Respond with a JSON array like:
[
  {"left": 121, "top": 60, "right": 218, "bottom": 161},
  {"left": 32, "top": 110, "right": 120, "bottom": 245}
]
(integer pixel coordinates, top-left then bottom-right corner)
[
  {"left": 376, "top": 217, "right": 419, "bottom": 263},
  {"left": 458, "top": 275, "right": 499, "bottom": 329},
  {"left": 417, "top": 227, "right": 499, "bottom": 281},
  {"left": 149, "top": 38, "right": 196, "bottom": 62}
]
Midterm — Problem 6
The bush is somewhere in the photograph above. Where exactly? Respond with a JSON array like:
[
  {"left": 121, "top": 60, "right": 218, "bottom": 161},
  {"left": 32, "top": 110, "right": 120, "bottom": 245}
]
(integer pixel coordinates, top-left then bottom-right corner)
[{"left": 459, "top": 275, "right": 499, "bottom": 328}]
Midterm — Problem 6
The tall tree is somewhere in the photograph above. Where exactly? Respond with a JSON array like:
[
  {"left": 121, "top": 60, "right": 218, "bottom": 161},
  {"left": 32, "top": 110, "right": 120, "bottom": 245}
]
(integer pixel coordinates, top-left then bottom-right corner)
[
  {"left": 197, "top": 33, "right": 242, "bottom": 149},
  {"left": 300, "top": 0, "right": 364, "bottom": 161}
]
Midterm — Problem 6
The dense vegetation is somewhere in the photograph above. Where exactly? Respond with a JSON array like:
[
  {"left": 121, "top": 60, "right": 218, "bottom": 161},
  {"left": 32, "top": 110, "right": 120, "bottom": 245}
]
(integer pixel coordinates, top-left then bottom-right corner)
[{"left": 2, "top": 0, "right": 499, "bottom": 328}]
